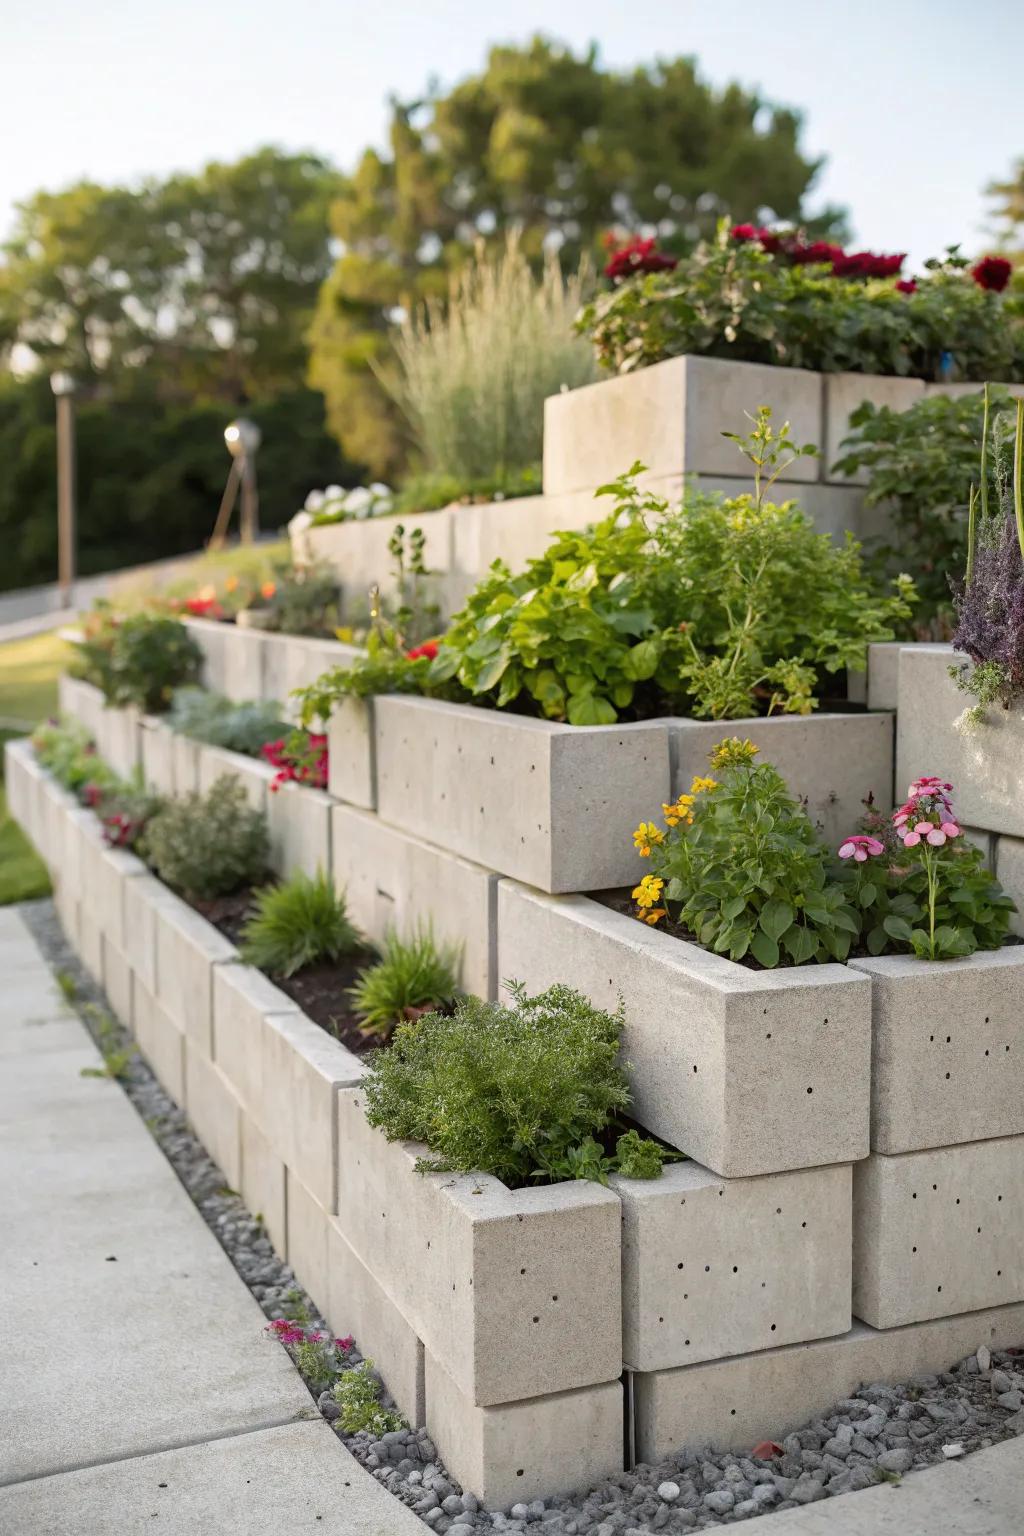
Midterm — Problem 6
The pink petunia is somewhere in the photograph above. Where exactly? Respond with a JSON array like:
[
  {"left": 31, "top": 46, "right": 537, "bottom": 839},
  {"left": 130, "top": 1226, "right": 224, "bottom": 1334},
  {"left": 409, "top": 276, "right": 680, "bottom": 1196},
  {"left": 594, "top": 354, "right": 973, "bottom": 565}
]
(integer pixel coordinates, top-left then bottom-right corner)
[
  {"left": 902, "top": 830, "right": 922, "bottom": 848},
  {"left": 838, "top": 835, "right": 885, "bottom": 862},
  {"left": 940, "top": 821, "right": 961, "bottom": 838}
]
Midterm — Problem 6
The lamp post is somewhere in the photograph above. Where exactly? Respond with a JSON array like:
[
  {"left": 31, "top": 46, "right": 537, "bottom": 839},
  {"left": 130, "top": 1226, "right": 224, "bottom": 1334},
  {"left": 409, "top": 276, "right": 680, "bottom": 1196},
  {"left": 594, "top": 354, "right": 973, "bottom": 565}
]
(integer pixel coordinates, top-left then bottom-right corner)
[
  {"left": 224, "top": 417, "right": 261, "bottom": 544},
  {"left": 50, "top": 371, "right": 77, "bottom": 606}
]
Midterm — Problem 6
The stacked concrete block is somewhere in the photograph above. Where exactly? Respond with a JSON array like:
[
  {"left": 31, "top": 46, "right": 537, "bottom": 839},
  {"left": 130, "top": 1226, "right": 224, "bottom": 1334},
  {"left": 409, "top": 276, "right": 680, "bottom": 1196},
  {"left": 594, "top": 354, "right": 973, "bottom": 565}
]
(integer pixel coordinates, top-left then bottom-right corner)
[
  {"left": 823, "top": 374, "right": 925, "bottom": 481},
  {"left": 327, "top": 696, "right": 376, "bottom": 809},
  {"left": 58, "top": 673, "right": 105, "bottom": 740},
  {"left": 266, "top": 781, "right": 334, "bottom": 880},
  {"left": 57, "top": 674, "right": 140, "bottom": 778},
  {"left": 196, "top": 742, "right": 276, "bottom": 814},
  {"left": 669, "top": 712, "right": 894, "bottom": 849},
  {"left": 327, "top": 1219, "right": 426, "bottom": 1426},
  {"left": 331, "top": 805, "right": 498, "bottom": 998},
  {"left": 373, "top": 696, "right": 671, "bottom": 892},
  {"left": 139, "top": 715, "right": 177, "bottom": 796},
  {"left": 497, "top": 881, "right": 871, "bottom": 1177}
]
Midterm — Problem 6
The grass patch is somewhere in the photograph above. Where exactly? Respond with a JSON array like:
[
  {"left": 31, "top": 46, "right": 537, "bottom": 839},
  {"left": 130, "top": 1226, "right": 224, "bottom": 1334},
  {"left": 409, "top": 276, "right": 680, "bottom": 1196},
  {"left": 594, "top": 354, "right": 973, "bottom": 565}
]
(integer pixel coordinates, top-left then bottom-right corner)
[
  {"left": 0, "top": 630, "right": 67, "bottom": 727},
  {"left": 0, "top": 765, "right": 50, "bottom": 903}
]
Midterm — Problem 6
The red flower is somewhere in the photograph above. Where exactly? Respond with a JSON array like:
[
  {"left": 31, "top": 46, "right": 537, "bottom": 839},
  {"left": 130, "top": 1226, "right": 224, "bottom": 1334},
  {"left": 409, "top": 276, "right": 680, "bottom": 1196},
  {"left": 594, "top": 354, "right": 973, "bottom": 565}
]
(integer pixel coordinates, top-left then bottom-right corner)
[
  {"left": 603, "top": 236, "right": 678, "bottom": 281},
  {"left": 789, "top": 240, "right": 844, "bottom": 266},
  {"left": 971, "top": 255, "right": 1012, "bottom": 293},
  {"left": 405, "top": 640, "right": 439, "bottom": 661},
  {"left": 756, "top": 228, "right": 783, "bottom": 255},
  {"left": 831, "top": 250, "right": 906, "bottom": 280},
  {"left": 729, "top": 223, "right": 759, "bottom": 242},
  {"left": 895, "top": 278, "right": 917, "bottom": 295}
]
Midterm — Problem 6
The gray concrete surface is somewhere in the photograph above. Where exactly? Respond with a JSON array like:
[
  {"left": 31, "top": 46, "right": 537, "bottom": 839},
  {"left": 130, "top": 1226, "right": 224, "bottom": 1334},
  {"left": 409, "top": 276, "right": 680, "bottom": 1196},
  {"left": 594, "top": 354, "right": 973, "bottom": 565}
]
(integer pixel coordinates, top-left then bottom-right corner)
[{"left": 0, "top": 907, "right": 422, "bottom": 1534}]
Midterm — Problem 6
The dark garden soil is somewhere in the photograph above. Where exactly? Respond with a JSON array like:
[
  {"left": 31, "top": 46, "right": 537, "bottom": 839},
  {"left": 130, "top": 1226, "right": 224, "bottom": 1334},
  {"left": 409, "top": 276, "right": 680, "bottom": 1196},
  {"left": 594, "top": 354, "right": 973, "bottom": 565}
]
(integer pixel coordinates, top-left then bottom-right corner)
[{"left": 189, "top": 887, "right": 382, "bottom": 1057}]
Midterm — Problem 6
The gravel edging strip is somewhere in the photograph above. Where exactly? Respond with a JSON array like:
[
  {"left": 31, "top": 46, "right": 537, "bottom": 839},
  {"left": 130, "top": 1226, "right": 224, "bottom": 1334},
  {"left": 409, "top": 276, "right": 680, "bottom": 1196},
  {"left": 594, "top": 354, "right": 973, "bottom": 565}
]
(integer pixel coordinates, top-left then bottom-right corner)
[{"left": 19, "top": 896, "right": 1024, "bottom": 1536}]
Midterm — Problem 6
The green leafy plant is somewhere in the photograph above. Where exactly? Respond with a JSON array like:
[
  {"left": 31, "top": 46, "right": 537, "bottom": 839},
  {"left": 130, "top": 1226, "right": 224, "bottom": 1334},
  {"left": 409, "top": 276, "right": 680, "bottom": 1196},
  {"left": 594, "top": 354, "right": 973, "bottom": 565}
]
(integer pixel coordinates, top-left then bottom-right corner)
[
  {"left": 144, "top": 775, "right": 270, "bottom": 901},
  {"left": 31, "top": 718, "right": 117, "bottom": 797},
  {"left": 637, "top": 737, "right": 862, "bottom": 966},
  {"left": 350, "top": 928, "right": 460, "bottom": 1038},
  {"left": 76, "top": 612, "right": 203, "bottom": 713},
  {"left": 256, "top": 560, "right": 341, "bottom": 637},
  {"left": 362, "top": 983, "right": 671, "bottom": 1187},
  {"left": 167, "top": 687, "right": 285, "bottom": 756},
  {"left": 580, "top": 227, "right": 1024, "bottom": 383},
  {"left": 239, "top": 872, "right": 361, "bottom": 977},
  {"left": 615, "top": 1128, "right": 675, "bottom": 1180},
  {"left": 331, "top": 1362, "right": 404, "bottom": 1435}
]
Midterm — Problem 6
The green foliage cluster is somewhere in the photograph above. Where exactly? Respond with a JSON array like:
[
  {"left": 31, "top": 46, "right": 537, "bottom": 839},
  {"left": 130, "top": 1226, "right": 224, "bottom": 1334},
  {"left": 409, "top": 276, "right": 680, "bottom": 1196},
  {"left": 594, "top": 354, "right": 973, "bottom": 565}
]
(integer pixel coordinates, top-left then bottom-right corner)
[
  {"left": 258, "top": 561, "right": 341, "bottom": 637},
  {"left": 240, "top": 873, "right": 361, "bottom": 978},
  {"left": 389, "top": 234, "right": 596, "bottom": 488},
  {"left": 144, "top": 775, "right": 269, "bottom": 901},
  {"left": 390, "top": 466, "right": 542, "bottom": 517},
  {"left": 331, "top": 1363, "right": 403, "bottom": 1436},
  {"left": 350, "top": 929, "right": 460, "bottom": 1038},
  {"left": 31, "top": 717, "right": 117, "bottom": 797},
  {"left": 841, "top": 844, "right": 1014, "bottom": 961},
  {"left": 71, "top": 610, "right": 202, "bottom": 713},
  {"left": 834, "top": 389, "right": 1019, "bottom": 634},
  {"left": 168, "top": 687, "right": 285, "bottom": 757},
  {"left": 362, "top": 983, "right": 674, "bottom": 1187},
  {"left": 581, "top": 233, "right": 1024, "bottom": 382}
]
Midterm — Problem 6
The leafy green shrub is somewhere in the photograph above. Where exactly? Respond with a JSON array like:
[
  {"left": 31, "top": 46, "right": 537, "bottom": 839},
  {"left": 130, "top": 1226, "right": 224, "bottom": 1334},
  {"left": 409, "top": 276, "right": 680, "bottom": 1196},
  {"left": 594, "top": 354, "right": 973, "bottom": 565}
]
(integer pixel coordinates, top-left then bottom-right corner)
[
  {"left": 834, "top": 387, "right": 1019, "bottom": 634},
  {"left": 389, "top": 232, "right": 596, "bottom": 488},
  {"left": 350, "top": 929, "right": 460, "bottom": 1038},
  {"left": 362, "top": 983, "right": 673, "bottom": 1187},
  {"left": 637, "top": 737, "right": 862, "bottom": 966},
  {"left": 239, "top": 872, "right": 361, "bottom": 977},
  {"left": 580, "top": 228, "right": 1024, "bottom": 382},
  {"left": 144, "top": 775, "right": 269, "bottom": 901},
  {"left": 73, "top": 612, "right": 203, "bottom": 713},
  {"left": 331, "top": 1363, "right": 403, "bottom": 1435},
  {"left": 168, "top": 687, "right": 285, "bottom": 756},
  {"left": 31, "top": 718, "right": 115, "bottom": 796}
]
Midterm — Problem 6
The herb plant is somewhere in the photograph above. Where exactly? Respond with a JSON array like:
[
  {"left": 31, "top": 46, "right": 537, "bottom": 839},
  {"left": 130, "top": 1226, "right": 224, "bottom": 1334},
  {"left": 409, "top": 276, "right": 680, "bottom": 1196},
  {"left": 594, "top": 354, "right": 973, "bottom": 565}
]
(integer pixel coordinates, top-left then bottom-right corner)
[
  {"left": 362, "top": 983, "right": 673, "bottom": 1188},
  {"left": 144, "top": 775, "right": 270, "bottom": 901},
  {"left": 167, "top": 687, "right": 286, "bottom": 757},
  {"left": 350, "top": 929, "right": 460, "bottom": 1038},
  {"left": 240, "top": 872, "right": 361, "bottom": 978}
]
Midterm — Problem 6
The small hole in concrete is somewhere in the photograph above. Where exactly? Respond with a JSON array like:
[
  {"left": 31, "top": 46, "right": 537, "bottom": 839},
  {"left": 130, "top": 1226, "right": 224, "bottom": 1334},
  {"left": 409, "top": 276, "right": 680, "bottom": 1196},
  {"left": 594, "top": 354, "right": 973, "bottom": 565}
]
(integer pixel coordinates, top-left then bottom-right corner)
[
  {"left": 912, "top": 1246, "right": 917, "bottom": 1253},
  {"left": 806, "top": 1087, "right": 813, "bottom": 1095},
  {"left": 659, "top": 1316, "right": 664, "bottom": 1323},
  {"left": 520, "top": 1267, "right": 526, "bottom": 1274},
  {"left": 693, "top": 1064, "right": 698, "bottom": 1073},
  {"left": 677, "top": 1262, "right": 684, "bottom": 1270},
  {"left": 732, "top": 1266, "right": 738, "bottom": 1273},
  {"left": 533, "top": 1315, "right": 539, "bottom": 1323},
  {"left": 517, "top": 1470, "right": 524, "bottom": 1477},
  {"left": 685, "top": 1338, "right": 690, "bottom": 1346},
  {"left": 705, "top": 1265, "right": 711, "bottom": 1272},
  {"left": 801, "top": 1221, "right": 807, "bottom": 1228},
  {"left": 552, "top": 1295, "right": 558, "bottom": 1302},
  {"left": 937, "top": 1286, "right": 942, "bottom": 1293},
  {"left": 945, "top": 1073, "right": 951, "bottom": 1080},
  {"left": 770, "top": 1324, "right": 777, "bottom": 1332},
  {"left": 730, "top": 1409, "right": 737, "bottom": 1416}
]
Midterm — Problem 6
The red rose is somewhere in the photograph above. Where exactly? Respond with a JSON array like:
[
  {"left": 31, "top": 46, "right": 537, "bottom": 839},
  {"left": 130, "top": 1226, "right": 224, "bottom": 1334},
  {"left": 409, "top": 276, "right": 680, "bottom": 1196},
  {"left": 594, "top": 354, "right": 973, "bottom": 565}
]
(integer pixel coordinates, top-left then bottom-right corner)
[
  {"left": 895, "top": 278, "right": 917, "bottom": 295},
  {"left": 729, "top": 223, "right": 758, "bottom": 242},
  {"left": 603, "top": 236, "right": 678, "bottom": 281},
  {"left": 831, "top": 250, "right": 905, "bottom": 280},
  {"left": 971, "top": 255, "right": 1012, "bottom": 293},
  {"left": 789, "top": 240, "right": 844, "bottom": 266}
]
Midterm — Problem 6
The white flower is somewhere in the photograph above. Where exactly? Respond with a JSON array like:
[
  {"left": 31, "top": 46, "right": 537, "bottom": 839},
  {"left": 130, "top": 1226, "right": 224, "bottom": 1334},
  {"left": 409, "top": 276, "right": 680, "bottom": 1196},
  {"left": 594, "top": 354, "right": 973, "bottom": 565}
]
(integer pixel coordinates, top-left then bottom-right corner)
[
  {"left": 344, "top": 486, "right": 374, "bottom": 515},
  {"left": 304, "top": 489, "right": 325, "bottom": 513},
  {"left": 369, "top": 482, "right": 392, "bottom": 499},
  {"left": 325, "top": 483, "right": 345, "bottom": 500},
  {"left": 288, "top": 510, "right": 313, "bottom": 535}
]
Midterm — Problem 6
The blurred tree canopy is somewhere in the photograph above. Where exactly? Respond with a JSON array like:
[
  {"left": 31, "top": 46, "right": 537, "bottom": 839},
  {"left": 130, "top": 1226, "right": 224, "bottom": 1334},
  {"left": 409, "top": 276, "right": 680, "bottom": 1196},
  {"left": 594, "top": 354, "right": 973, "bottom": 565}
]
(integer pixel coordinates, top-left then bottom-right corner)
[
  {"left": 309, "top": 36, "right": 845, "bottom": 476},
  {"left": 986, "top": 159, "right": 1024, "bottom": 253}
]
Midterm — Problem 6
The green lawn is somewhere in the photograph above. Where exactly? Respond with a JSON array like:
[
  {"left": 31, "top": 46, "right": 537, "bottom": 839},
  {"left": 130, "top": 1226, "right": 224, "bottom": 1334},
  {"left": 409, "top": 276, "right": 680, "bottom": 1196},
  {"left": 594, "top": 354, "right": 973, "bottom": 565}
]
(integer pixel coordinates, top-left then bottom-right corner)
[{"left": 0, "top": 629, "right": 68, "bottom": 903}]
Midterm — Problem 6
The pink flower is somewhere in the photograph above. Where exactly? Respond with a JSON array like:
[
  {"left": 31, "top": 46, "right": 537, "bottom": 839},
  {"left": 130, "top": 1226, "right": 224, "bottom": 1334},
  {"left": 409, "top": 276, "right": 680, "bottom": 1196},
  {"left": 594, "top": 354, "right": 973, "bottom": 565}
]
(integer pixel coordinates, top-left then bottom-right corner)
[
  {"left": 940, "top": 821, "right": 961, "bottom": 838},
  {"left": 838, "top": 835, "right": 885, "bottom": 862},
  {"left": 335, "top": 1335, "right": 354, "bottom": 1353},
  {"left": 909, "top": 776, "right": 953, "bottom": 797}
]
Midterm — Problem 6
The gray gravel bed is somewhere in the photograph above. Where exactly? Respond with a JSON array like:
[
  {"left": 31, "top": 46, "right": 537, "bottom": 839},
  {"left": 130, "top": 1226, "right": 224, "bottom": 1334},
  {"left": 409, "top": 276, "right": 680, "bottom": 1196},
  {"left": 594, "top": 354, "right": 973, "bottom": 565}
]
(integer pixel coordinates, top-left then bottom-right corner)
[{"left": 20, "top": 896, "right": 1024, "bottom": 1535}]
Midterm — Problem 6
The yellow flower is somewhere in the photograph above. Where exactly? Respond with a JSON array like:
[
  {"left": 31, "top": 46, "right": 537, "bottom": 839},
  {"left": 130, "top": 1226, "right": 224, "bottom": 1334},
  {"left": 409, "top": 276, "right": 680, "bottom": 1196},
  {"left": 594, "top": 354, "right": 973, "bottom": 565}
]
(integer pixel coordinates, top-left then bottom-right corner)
[
  {"left": 639, "top": 907, "right": 666, "bottom": 925},
  {"left": 689, "top": 775, "right": 720, "bottom": 795},
  {"left": 632, "top": 821, "right": 664, "bottom": 856},
  {"left": 632, "top": 875, "right": 665, "bottom": 909},
  {"left": 225, "top": 575, "right": 239, "bottom": 593},
  {"left": 709, "top": 737, "right": 760, "bottom": 771},
  {"left": 662, "top": 792, "right": 694, "bottom": 828}
]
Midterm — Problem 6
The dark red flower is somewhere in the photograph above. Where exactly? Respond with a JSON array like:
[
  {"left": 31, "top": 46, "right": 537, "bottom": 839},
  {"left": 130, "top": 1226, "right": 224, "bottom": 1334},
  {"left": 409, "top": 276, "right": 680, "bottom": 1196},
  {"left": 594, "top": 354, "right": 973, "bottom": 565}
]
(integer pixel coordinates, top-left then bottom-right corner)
[
  {"left": 895, "top": 278, "right": 917, "bottom": 295},
  {"left": 603, "top": 236, "right": 678, "bottom": 281},
  {"left": 789, "top": 240, "right": 845, "bottom": 266},
  {"left": 756, "top": 228, "right": 783, "bottom": 255},
  {"left": 729, "top": 223, "right": 759, "bottom": 242},
  {"left": 831, "top": 250, "right": 906, "bottom": 280},
  {"left": 405, "top": 639, "right": 440, "bottom": 661},
  {"left": 971, "top": 255, "right": 1012, "bottom": 293}
]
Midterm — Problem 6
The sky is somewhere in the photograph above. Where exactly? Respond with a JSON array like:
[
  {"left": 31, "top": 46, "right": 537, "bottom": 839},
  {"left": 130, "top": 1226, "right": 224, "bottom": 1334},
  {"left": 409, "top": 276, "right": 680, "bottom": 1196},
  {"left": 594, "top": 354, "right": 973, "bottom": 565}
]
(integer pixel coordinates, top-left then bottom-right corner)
[{"left": 2, "top": 0, "right": 1023, "bottom": 269}]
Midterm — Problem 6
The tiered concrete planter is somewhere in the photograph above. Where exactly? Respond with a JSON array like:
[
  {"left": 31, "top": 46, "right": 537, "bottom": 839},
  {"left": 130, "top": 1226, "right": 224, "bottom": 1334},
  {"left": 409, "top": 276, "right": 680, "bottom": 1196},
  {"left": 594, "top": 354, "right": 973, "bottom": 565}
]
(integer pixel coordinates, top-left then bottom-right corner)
[
  {"left": 196, "top": 741, "right": 277, "bottom": 812},
  {"left": 497, "top": 881, "right": 871, "bottom": 1177},
  {"left": 326, "top": 696, "right": 375, "bottom": 809},
  {"left": 181, "top": 618, "right": 362, "bottom": 719},
  {"left": 57, "top": 675, "right": 140, "bottom": 778}
]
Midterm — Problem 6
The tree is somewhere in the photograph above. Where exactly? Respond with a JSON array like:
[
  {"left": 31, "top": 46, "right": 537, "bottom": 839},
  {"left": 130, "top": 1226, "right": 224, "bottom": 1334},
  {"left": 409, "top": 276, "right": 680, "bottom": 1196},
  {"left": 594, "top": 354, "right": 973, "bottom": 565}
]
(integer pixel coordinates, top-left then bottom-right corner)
[
  {"left": 309, "top": 36, "right": 845, "bottom": 476},
  {"left": 986, "top": 160, "right": 1024, "bottom": 253},
  {"left": 0, "top": 148, "right": 339, "bottom": 404}
]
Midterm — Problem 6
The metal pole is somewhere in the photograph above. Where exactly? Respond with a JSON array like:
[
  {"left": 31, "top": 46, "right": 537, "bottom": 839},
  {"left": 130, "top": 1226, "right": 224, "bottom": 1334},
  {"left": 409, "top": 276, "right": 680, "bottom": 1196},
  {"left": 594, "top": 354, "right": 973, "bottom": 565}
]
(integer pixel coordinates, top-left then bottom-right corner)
[
  {"left": 240, "top": 454, "right": 259, "bottom": 544},
  {"left": 56, "top": 392, "right": 77, "bottom": 607}
]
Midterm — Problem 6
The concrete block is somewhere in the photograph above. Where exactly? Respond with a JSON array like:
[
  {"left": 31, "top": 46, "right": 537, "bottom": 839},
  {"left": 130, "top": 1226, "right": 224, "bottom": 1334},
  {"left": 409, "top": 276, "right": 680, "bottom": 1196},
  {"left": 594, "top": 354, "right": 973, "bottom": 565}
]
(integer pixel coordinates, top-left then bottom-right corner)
[
  {"left": 865, "top": 641, "right": 904, "bottom": 711},
  {"left": 94, "top": 842, "right": 148, "bottom": 953},
  {"left": 306, "top": 508, "right": 454, "bottom": 605},
  {"left": 212, "top": 962, "right": 301, "bottom": 1119},
  {"left": 923, "top": 381, "right": 1024, "bottom": 400},
  {"left": 693, "top": 474, "right": 872, "bottom": 546},
  {"left": 451, "top": 488, "right": 614, "bottom": 578},
  {"left": 824, "top": 373, "right": 925, "bottom": 482},
  {"left": 240, "top": 1114, "right": 287, "bottom": 1258},
  {"left": 61, "top": 803, "right": 104, "bottom": 907},
  {"left": 2, "top": 738, "right": 32, "bottom": 841},
  {"left": 41, "top": 778, "right": 80, "bottom": 880},
  {"left": 963, "top": 825, "right": 996, "bottom": 866},
  {"left": 133, "top": 975, "right": 186, "bottom": 1104},
  {"left": 57, "top": 673, "right": 105, "bottom": 739},
  {"left": 94, "top": 701, "right": 142, "bottom": 779},
  {"left": 336, "top": 1087, "right": 621, "bottom": 1407},
  {"left": 542, "top": 356, "right": 822, "bottom": 497},
  {"left": 281, "top": 635, "right": 364, "bottom": 725},
  {"left": 78, "top": 905, "right": 104, "bottom": 985},
  {"left": 185, "top": 1042, "right": 243, "bottom": 1190},
  {"left": 121, "top": 872, "right": 181, "bottom": 995},
  {"left": 331, "top": 805, "right": 498, "bottom": 999},
  {"left": 154, "top": 891, "right": 237, "bottom": 1057},
  {"left": 853, "top": 1135, "right": 1024, "bottom": 1328},
  {"left": 498, "top": 882, "right": 871, "bottom": 1177},
  {"left": 262, "top": 1012, "right": 363, "bottom": 1214},
  {"left": 197, "top": 742, "right": 276, "bottom": 813},
  {"left": 327, "top": 696, "right": 376, "bottom": 809},
  {"left": 221, "top": 622, "right": 265, "bottom": 702},
  {"left": 267, "top": 782, "right": 334, "bottom": 879},
  {"left": 425, "top": 1351, "right": 623, "bottom": 1509},
  {"left": 614, "top": 1160, "right": 851, "bottom": 1371},
  {"left": 139, "top": 714, "right": 177, "bottom": 796},
  {"left": 374, "top": 696, "right": 671, "bottom": 892},
  {"left": 101, "top": 937, "right": 134, "bottom": 1029},
  {"left": 171, "top": 730, "right": 201, "bottom": 794},
  {"left": 896, "top": 643, "right": 1024, "bottom": 837},
  {"left": 670, "top": 712, "right": 894, "bottom": 850},
  {"left": 183, "top": 617, "right": 229, "bottom": 693},
  {"left": 327, "top": 1218, "right": 426, "bottom": 1426},
  {"left": 286, "top": 1169, "right": 331, "bottom": 1315},
  {"left": 848, "top": 949, "right": 1024, "bottom": 1152},
  {"left": 633, "top": 1302, "right": 1024, "bottom": 1463},
  {"left": 995, "top": 834, "right": 1024, "bottom": 936}
]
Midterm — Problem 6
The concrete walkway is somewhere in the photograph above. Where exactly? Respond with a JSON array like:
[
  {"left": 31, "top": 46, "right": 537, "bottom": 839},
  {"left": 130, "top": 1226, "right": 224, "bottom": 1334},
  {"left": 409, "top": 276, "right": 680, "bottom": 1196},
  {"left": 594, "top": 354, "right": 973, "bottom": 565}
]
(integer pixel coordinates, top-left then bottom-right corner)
[{"left": 0, "top": 907, "right": 421, "bottom": 1534}]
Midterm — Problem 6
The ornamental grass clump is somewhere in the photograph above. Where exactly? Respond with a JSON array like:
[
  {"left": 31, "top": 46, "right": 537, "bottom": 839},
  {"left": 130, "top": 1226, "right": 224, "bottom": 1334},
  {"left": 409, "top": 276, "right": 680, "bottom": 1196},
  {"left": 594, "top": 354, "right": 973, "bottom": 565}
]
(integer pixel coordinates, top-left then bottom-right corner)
[
  {"left": 362, "top": 982, "right": 675, "bottom": 1188},
  {"left": 635, "top": 737, "right": 860, "bottom": 965},
  {"left": 240, "top": 872, "right": 361, "bottom": 978},
  {"left": 144, "top": 775, "right": 269, "bottom": 901},
  {"left": 350, "top": 928, "right": 460, "bottom": 1039}
]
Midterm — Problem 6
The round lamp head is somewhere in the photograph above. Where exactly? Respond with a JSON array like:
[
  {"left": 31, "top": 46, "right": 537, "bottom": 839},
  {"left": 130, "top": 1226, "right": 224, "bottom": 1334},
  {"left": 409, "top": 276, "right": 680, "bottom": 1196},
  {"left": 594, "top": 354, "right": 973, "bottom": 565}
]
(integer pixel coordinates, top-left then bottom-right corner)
[
  {"left": 224, "top": 417, "right": 261, "bottom": 458},
  {"left": 50, "top": 371, "right": 76, "bottom": 398}
]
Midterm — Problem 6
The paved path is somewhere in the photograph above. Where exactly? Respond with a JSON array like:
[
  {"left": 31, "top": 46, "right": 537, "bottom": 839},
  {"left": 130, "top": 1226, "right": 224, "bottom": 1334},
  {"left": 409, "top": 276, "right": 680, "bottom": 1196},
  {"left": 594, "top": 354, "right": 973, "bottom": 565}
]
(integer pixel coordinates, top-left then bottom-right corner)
[{"left": 0, "top": 907, "right": 421, "bottom": 1534}]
